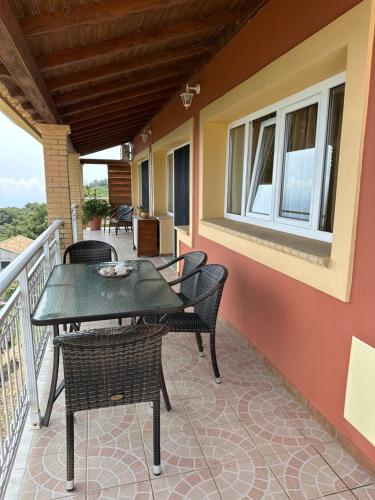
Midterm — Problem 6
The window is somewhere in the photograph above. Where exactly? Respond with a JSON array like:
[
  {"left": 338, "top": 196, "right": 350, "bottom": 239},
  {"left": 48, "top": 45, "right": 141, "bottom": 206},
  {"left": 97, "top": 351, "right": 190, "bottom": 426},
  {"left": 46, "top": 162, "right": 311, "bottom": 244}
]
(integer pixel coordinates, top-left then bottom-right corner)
[
  {"left": 139, "top": 160, "right": 149, "bottom": 210},
  {"left": 225, "top": 74, "right": 345, "bottom": 241},
  {"left": 167, "top": 153, "right": 174, "bottom": 214}
]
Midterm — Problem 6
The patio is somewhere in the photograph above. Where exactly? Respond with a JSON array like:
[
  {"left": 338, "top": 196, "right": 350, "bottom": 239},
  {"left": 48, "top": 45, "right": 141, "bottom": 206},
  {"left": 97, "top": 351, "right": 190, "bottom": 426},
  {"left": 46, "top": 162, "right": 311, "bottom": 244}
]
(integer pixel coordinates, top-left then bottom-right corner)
[{"left": 5, "top": 230, "right": 375, "bottom": 499}]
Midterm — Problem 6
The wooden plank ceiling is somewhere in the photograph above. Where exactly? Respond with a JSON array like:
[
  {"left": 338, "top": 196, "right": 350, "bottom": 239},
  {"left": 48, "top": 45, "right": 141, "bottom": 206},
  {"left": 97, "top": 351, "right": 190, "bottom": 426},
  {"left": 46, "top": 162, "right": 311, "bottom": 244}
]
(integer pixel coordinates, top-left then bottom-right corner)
[{"left": 0, "top": 0, "right": 267, "bottom": 155}]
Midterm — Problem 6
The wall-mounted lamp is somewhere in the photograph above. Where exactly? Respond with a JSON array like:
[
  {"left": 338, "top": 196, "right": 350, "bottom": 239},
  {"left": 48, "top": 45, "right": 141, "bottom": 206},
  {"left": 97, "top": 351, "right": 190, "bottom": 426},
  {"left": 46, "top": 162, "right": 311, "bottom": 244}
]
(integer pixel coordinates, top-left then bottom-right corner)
[
  {"left": 140, "top": 128, "right": 152, "bottom": 143},
  {"left": 180, "top": 83, "right": 200, "bottom": 109}
]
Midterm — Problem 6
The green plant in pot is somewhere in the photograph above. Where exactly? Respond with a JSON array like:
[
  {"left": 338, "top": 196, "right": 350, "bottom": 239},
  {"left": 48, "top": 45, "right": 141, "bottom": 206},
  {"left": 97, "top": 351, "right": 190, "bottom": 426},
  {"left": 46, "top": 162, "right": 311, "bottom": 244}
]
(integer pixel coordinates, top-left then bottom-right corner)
[
  {"left": 83, "top": 198, "right": 110, "bottom": 230},
  {"left": 137, "top": 205, "right": 150, "bottom": 218}
]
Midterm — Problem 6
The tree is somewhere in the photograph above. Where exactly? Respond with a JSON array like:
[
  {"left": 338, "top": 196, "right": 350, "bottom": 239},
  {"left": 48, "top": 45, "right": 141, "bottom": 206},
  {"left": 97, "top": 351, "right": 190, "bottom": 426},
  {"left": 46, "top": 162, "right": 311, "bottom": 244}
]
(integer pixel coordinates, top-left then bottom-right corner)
[{"left": 0, "top": 203, "right": 48, "bottom": 241}]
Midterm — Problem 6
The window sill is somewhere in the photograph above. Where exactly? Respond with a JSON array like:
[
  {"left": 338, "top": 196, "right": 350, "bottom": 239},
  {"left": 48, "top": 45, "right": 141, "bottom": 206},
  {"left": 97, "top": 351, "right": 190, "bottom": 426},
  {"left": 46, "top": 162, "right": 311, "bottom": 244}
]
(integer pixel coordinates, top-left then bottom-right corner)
[{"left": 200, "top": 218, "right": 331, "bottom": 267}]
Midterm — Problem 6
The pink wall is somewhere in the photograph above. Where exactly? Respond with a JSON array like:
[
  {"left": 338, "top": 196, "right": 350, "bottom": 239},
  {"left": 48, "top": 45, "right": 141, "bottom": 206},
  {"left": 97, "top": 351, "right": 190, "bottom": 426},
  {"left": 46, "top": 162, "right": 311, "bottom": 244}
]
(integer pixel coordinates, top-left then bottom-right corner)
[{"left": 136, "top": 0, "right": 375, "bottom": 464}]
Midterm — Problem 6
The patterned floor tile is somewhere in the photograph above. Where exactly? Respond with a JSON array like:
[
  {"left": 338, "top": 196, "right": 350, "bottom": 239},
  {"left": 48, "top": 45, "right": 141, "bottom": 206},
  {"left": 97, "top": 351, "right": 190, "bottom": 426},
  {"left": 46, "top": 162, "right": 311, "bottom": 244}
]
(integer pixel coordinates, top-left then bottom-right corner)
[
  {"left": 314, "top": 443, "right": 375, "bottom": 489},
  {"left": 163, "top": 340, "right": 206, "bottom": 372},
  {"left": 87, "top": 480, "right": 153, "bottom": 499},
  {"left": 265, "top": 446, "right": 346, "bottom": 499},
  {"left": 352, "top": 484, "right": 375, "bottom": 499},
  {"left": 291, "top": 412, "right": 334, "bottom": 445},
  {"left": 143, "top": 430, "right": 207, "bottom": 477},
  {"left": 137, "top": 400, "right": 193, "bottom": 436},
  {"left": 86, "top": 441, "right": 149, "bottom": 492},
  {"left": 20, "top": 453, "right": 86, "bottom": 499},
  {"left": 243, "top": 413, "right": 311, "bottom": 456},
  {"left": 320, "top": 492, "right": 356, "bottom": 499},
  {"left": 211, "top": 457, "right": 289, "bottom": 499},
  {"left": 195, "top": 420, "right": 258, "bottom": 467},
  {"left": 151, "top": 469, "right": 220, "bottom": 499},
  {"left": 171, "top": 374, "right": 223, "bottom": 400},
  {"left": 87, "top": 405, "right": 141, "bottom": 447},
  {"left": 220, "top": 378, "right": 276, "bottom": 400},
  {"left": 183, "top": 395, "right": 239, "bottom": 428}
]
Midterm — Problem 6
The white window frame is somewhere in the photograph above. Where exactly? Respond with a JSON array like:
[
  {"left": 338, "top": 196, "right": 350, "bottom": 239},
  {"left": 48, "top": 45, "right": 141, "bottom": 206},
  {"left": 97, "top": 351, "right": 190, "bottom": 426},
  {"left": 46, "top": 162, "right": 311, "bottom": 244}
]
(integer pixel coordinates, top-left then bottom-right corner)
[
  {"left": 166, "top": 151, "right": 174, "bottom": 216},
  {"left": 224, "top": 72, "right": 346, "bottom": 242}
]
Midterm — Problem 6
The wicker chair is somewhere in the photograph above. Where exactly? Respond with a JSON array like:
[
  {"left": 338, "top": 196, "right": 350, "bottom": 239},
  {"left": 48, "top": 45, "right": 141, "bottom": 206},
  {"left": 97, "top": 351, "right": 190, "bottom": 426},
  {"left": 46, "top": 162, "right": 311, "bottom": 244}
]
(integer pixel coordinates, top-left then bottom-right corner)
[
  {"left": 157, "top": 251, "right": 207, "bottom": 305},
  {"left": 63, "top": 240, "right": 118, "bottom": 264},
  {"left": 54, "top": 324, "right": 168, "bottom": 491},
  {"left": 103, "top": 205, "right": 128, "bottom": 232},
  {"left": 63, "top": 241, "right": 118, "bottom": 331},
  {"left": 108, "top": 206, "right": 134, "bottom": 235},
  {"left": 146, "top": 264, "right": 228, "bottom": 383}
]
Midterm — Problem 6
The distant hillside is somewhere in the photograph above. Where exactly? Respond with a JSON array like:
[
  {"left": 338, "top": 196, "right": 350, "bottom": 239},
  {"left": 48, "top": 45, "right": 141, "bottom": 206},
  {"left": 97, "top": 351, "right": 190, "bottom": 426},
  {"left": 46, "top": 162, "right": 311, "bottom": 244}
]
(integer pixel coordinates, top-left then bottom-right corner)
[
  {"left": 0, "top": 202, "right": 48, "bottom": 242},
  {"left": 84, "top": 179, "right": 108, "bottom": 200}
]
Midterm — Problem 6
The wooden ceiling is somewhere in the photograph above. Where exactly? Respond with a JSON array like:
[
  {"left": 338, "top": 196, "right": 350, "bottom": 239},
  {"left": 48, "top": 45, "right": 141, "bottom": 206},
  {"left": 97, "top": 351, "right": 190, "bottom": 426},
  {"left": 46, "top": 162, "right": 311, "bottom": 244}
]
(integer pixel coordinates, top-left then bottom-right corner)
[{"left": 0, "top": 0, "right": 267, "bottom": 155}]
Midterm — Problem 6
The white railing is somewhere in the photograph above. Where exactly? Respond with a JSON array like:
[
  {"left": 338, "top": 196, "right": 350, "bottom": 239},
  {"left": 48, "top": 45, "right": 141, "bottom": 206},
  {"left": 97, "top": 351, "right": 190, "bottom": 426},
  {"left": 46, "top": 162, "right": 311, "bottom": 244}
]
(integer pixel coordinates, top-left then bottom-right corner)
[
  {"left": 71, "top": 203, "right": 78, "bottom": 243},
  {"left": 0, "top": 220, "right": 63, "bottom": 496}
]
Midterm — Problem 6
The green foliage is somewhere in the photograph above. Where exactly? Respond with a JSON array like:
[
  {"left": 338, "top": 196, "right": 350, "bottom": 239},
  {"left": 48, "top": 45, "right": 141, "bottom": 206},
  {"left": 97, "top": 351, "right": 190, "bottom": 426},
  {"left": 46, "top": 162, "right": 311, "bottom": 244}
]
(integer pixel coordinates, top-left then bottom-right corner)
[
  {"left": 0, "top": 203, "right": 48, "bottom": 241},
  {"left": 82, "top": 198, "right": 110, "bottom": 223},
  {"left": 2, "top": 282, "right": 18, "bottom": 302},
  {"left": 84, "top": 179, "right": 108, "bottom": 200}
]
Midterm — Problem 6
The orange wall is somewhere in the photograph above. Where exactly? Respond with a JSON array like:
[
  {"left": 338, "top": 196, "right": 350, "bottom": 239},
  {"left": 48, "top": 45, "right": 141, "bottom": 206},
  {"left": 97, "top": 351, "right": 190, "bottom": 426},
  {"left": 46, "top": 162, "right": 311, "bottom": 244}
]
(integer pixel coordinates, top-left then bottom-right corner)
[{"left": 135, "top": 0, "right": 375, "bottom": 464}]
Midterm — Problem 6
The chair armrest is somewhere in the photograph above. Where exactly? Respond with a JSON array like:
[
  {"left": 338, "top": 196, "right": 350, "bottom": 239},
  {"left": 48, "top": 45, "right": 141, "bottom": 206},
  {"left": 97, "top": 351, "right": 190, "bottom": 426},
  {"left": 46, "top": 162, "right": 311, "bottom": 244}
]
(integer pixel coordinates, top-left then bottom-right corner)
[
  {"left": 156, "top": 255, "right": 183, "bottom": 271},
  {"left": 184, "top": 281, "right": 222, "bottom": 308},
  {"left": 167, "top": 267, "right": 201, "bottom": 286}
]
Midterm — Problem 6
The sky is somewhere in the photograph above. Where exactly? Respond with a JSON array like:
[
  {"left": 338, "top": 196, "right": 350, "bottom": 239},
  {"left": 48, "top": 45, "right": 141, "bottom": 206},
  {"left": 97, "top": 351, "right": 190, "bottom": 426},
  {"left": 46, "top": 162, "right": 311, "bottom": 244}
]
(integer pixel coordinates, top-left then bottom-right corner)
[{"left": 0, "top": 109, "right": 121, "bottom": 208}]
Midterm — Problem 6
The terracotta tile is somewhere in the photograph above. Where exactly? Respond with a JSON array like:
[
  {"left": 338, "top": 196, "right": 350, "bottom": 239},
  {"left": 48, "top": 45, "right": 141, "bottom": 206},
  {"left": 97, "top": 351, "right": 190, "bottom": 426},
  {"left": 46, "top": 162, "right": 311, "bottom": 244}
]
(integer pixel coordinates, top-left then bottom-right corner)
[
  {"left": 266, "top": 446, "right": 346, "bottom": 499},
  {"left": 243, "top": 414, "right": 311, "bottom": 456},
  {"left": 87, "top": 405, "right": 141, "bottom": 447},
  {"left": 352, "top": 484, "right": 375, "bottom": 499},
  {"left": 195, "top": 420, "right": 259, "bottom": 467},
  {"left": 20, "top": 453, "right": 86, "bottom": 499},
  {"left": 291, "top": 411, "right": 334, "bottom": 445},
  {"left": 172, "top": 374, "right": 223, "bottom": 400},
  {"left": 315, "top": 442, "right": 375, "bottom": 489},
  {"left": 143, "top": 429, "right": 207, "bottom": 477},
  {"left": 183, "top": 395, "right": 239, "bottom": 428},
  {"left": 87, "top": 480, "right": 153, "bottom": 499},
  {"left": 86, "top": 441, "right": 149, "bottom": 492},
  {"left": 211, "top": 458, "right": 288, "bottom": 499},
  {"left": 151, "top": 468, "right": 220, "bottom": 499},
  {"left": 137, "top": 400, "right": 193, "bottom": 436},
  {"left": 321, "top": 492, "right": 356, "bottom": 499},
  {"left": 163, "top": 340, "right": 206, "bottom": 372}
]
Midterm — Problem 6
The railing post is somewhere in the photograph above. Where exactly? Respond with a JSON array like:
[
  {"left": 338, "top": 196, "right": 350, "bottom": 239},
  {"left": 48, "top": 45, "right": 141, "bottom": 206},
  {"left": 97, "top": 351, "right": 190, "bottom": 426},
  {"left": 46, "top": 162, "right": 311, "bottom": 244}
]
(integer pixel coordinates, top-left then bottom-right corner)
[
  {"left": 18, "top": 268, "right": 41, "bottom": 428},
  {"left": 54, "top": 228, "right": 62, "bottom": 265},
  {"left": 43, "top": 241, "right": 51, "bottom": 280}
]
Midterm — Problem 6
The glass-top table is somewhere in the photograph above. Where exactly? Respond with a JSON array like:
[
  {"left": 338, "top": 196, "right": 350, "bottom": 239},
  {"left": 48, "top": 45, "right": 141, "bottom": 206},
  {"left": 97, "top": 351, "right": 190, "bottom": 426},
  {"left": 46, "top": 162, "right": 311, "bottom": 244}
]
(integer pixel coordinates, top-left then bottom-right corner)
[{"left": 31, "top": 260, "right": 184, "bottom": 426}]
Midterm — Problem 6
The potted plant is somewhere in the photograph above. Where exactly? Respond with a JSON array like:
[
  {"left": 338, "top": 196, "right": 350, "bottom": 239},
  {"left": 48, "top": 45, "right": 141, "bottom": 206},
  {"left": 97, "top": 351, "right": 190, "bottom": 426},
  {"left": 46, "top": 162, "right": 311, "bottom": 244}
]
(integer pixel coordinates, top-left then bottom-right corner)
[
  {"left": 138, "top": 205, "right": 150, "bottom": 218},
  {"left": 82, "top": 198, "right": 110, "bottom": 230}
]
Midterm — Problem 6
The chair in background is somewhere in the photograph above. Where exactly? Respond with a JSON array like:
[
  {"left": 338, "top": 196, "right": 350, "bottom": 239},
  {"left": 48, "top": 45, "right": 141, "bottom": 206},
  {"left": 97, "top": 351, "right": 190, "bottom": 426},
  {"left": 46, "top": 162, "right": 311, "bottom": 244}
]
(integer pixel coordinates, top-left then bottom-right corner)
[
  {"left": 103, "top": 205, "right": 128, "bottom": 232},
  {"left": 146, "top": 264, "right": 228, "bottom": 383},
  {"left": 54, "top": 324, "right": 167, "bottom": 491},
  {"left": 108, "top": 206, "right": 134, "bottom": 235}
]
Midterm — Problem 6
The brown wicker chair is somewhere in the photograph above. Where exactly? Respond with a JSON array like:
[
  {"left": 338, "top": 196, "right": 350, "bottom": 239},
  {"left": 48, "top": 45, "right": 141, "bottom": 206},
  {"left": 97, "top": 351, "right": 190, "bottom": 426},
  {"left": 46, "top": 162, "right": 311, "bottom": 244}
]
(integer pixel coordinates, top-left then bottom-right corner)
[
  {"left": 54, "top": 324, "right": 168, "bottom": 491},
  {"left": 146, "top": 264, "right": 228, "bottom": 383}
]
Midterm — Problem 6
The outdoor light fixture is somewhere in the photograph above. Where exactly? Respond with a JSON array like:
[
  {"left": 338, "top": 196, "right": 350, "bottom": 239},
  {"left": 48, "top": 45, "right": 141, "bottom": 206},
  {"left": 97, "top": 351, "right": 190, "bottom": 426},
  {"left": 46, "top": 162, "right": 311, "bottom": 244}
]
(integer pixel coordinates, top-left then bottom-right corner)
[
  {"left": 140, "top": 128, "right": 152, "bottom": 143},
  {"left": 180, "top": 83, "right": 200, "bottom": 109}
]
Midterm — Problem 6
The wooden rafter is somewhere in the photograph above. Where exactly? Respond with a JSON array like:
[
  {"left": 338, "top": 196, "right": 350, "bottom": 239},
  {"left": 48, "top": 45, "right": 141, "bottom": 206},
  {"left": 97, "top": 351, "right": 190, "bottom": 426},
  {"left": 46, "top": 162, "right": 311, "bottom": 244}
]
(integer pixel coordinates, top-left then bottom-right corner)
[
  {"left": 21, "top": 0, "right": 189, "bottom": 38},
  {"left": 47, "top": 44, "right": 208, "bottom": 92},
  {"left": 75, "top": 134, "right": 137, "bottom": 153},
  {"left": 52, "top": 66, "right": 191, "bottom": 106},
  {"left": 36, "top": 11, "right": 238, "bottom": 70},
  {"left": 60, "top": 79, "right": 181, "bottom": 116},
  {"left": 73, "top": 117, "right": 151, "bottom": 141},
  {"left": 79, "top": 159, "right": 130, "bottom": 165},
  {"left": 0, "top": 1, "right": 59, "bottom": 123}
]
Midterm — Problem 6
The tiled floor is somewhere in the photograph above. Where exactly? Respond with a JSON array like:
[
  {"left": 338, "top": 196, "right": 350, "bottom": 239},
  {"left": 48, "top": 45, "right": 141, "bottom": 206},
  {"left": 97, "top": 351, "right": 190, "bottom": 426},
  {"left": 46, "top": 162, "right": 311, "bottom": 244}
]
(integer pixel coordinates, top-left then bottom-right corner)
[{"left": 6, "top": 230, "right": 375, "bottom": 499}]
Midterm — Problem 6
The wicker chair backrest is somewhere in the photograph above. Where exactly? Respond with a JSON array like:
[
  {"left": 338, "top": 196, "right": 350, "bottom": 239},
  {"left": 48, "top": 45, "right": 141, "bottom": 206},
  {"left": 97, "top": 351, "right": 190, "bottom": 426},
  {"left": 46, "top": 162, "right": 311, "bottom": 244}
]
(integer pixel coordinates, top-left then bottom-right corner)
[
  {"left": 195, "top": 264, "right": 228, "bottom": 333},
  {"left": 118, "top": 207, "right": 133, "bottom": 222},
  {"left": 180, "top": 251, "right": 207, "bottom": 301},
  {"left": 54, "top": 325, "right": 167, "bottom": 413},
  {"left": 63, "top": 240, "right": 118, "bottom": 264}
]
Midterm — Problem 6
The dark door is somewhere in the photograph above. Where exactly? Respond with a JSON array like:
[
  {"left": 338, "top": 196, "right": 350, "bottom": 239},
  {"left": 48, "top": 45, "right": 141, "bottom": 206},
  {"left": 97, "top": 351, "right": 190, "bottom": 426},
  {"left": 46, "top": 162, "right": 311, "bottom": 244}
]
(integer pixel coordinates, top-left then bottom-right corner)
[
  {"left": 173, "top": 144, "right": 190, "bottom": 255},
  {"left": 140, "top": 160, "right": 149, "bottom": 210}
]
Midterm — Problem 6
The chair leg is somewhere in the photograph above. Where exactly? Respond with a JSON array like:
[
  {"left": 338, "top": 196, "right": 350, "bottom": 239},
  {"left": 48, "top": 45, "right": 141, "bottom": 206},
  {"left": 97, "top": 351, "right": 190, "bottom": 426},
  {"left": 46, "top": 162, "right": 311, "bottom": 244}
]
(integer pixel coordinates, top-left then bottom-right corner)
[
  {"left": 66, "top": 413, "right": 74, "bottom": 491},
  {"left": 210, "top": 333, "right": 221, "bottom": 383},
  {"left": 160, "top": 366, "right": 171, "bottom": 411},
  {"left": 153, "top": 396, "right": 161, "bottom": 475},
  {"left": 118, "top": 318, "right": 122, "bottom": 326},
  {"left": 195, "top": 332, "right": 204, "bottom": 357}
]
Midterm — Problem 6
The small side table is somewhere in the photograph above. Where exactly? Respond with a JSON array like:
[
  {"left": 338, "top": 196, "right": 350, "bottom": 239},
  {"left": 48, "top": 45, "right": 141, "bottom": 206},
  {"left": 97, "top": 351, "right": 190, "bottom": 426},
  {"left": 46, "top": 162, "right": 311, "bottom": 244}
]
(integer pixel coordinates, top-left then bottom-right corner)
[{"left": 133, "top": 216, "right": 159, "bottom": 256}]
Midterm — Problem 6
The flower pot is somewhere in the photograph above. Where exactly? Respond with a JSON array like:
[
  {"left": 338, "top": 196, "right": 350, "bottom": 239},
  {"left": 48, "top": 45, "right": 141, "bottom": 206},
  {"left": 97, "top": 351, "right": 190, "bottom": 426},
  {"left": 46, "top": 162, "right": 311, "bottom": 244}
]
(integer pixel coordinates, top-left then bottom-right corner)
[
  {"left": 140, "top": 210, "right": 149, "bottom": 218},
  {"left": 87, "top": 216, "right": 102, "bottom": 230}
]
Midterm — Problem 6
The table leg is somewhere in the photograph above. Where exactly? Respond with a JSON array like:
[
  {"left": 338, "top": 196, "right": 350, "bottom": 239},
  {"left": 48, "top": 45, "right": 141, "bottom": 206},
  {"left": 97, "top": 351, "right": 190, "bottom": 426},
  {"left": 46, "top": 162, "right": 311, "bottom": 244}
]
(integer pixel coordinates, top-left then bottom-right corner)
[{"left": 42, "top": 324, "right": 64, "bottom": 426}]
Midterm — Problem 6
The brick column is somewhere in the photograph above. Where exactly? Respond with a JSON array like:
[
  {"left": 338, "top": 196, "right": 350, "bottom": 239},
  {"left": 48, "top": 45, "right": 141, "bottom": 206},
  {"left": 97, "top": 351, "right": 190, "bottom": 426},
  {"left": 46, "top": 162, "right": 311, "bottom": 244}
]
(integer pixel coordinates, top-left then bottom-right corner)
[
  {"left": 68, "top": 152, "right": 84, "bottom": 241},
  {"left": 37, "top": 124, "right": 73, "bottom": 253}
]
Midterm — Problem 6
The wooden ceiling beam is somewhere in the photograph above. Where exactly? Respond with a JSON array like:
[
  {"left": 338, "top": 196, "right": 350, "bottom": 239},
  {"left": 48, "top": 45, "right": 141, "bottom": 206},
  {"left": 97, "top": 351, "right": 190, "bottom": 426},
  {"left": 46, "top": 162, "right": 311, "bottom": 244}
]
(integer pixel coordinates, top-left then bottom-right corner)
[
  {"left": 60, "top": 79, "right": 180, "bottom": 116},
  {"left": 77, "top": 138, "right": 132, "bottom": 156},
  {"left": 0, "top": 1, "right": 59, "bottom": 123},
  {"left": 21, "top": 0, "right": 189, "bottom": 38},
  {"left": 79, "top": 159, "right": 130, "bottom": 165},
  {"left": 36, "top": 11, "right": 238, "bottom": 70},
  {"left": 47, "top": 44, "right": 206, "bottom": 92},
  {"left": 75, "top": 134, "right": 138, "bottom": 153},
  {"left": 73, "top": 117, "right": 150, "bottom": 141},
  {"left": 55, "top": 64, "right": 193, "bottom": 106},
  {"left": 66, "top": 94, "right": 168, "bottom": 124}
]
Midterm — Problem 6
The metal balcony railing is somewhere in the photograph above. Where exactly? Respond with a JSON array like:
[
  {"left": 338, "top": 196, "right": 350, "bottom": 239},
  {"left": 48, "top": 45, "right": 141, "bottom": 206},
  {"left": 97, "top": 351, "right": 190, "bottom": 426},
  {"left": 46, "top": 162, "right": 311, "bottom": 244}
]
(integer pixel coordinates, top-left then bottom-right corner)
[{"left": 0, "top": 220, "right": 63, "bottom": 496}]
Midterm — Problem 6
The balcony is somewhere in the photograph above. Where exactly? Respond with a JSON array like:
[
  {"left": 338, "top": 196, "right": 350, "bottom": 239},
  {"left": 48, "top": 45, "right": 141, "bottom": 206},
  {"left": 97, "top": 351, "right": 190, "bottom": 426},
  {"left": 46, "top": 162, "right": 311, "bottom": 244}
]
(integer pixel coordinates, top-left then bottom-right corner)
[{"left": 1, "top": 222, "right": 374, "bottom": 499}]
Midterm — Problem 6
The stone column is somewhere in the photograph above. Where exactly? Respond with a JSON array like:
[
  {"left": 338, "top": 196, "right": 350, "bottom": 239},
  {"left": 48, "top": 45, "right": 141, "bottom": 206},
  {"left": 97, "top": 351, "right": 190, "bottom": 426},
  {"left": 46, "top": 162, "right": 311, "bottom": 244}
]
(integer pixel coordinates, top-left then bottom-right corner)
[
  {"left": 68, "top": 152, "right": 84, "bottom": 241},
  {"left": 37, "top": 124, "right": 73, "bottom": 253}
]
